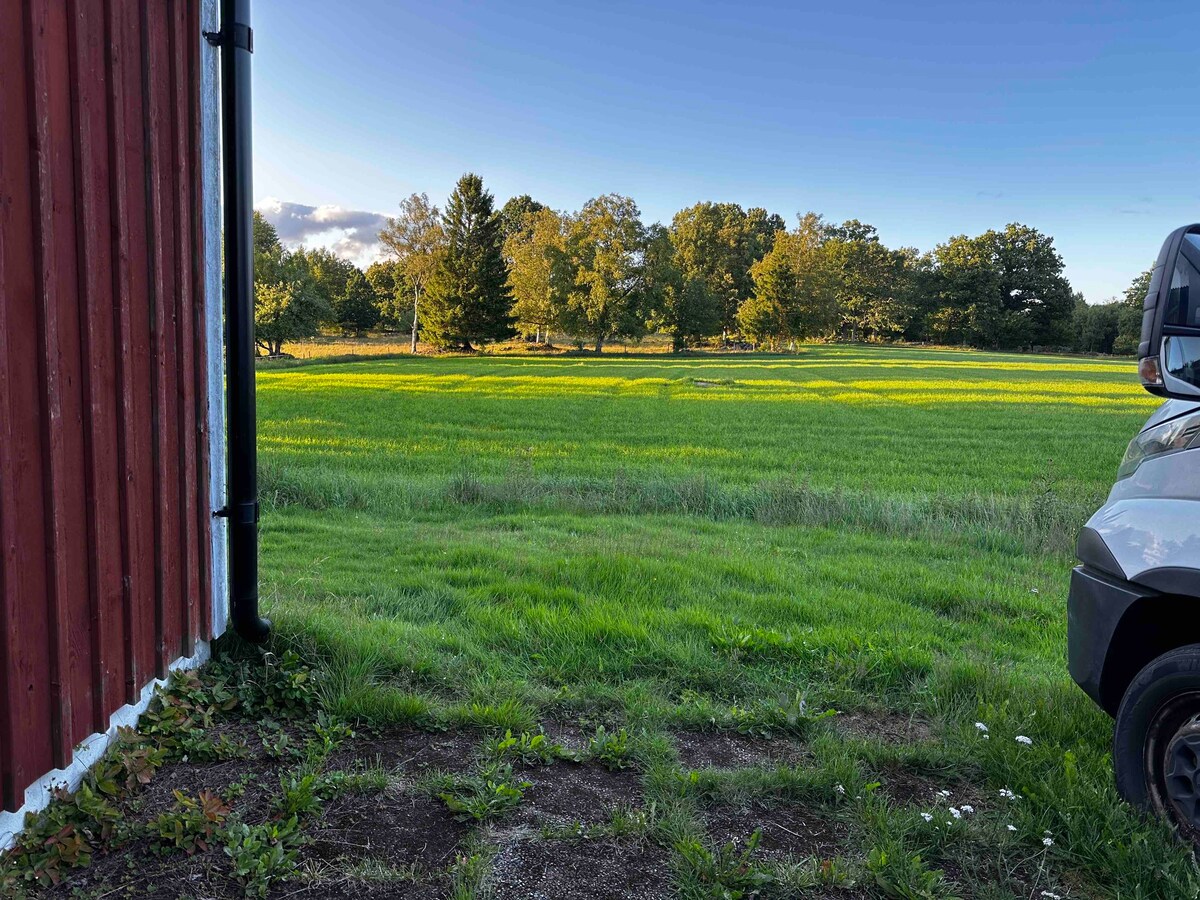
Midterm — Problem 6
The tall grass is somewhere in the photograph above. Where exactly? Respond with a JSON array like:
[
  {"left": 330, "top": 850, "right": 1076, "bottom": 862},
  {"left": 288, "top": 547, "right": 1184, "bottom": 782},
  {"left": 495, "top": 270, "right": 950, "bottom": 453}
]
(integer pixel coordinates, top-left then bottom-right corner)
[{"left": 260, "top": 462, "right": 1097, "bottom": 555}]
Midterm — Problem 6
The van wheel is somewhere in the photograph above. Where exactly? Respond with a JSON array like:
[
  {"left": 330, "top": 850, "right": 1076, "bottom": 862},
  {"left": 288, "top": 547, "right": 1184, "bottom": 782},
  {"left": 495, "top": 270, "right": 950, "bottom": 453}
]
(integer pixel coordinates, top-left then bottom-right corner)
[{"left": 1114, "top": 645, "right": 1200, "bottom": 843}]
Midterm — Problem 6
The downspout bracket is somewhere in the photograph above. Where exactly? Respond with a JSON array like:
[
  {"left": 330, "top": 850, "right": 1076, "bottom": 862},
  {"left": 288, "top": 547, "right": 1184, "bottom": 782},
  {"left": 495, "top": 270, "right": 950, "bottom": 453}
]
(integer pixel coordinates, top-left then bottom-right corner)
[{"left": 204, "top": 25, "right": 253, "bottom": 52}]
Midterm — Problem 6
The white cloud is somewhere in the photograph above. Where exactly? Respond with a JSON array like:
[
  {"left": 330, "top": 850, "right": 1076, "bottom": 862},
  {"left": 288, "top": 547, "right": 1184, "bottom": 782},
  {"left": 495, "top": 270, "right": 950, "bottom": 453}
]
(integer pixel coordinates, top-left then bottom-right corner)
[{"left": 255, "top": 198, "right": 390, "bottom": 268}]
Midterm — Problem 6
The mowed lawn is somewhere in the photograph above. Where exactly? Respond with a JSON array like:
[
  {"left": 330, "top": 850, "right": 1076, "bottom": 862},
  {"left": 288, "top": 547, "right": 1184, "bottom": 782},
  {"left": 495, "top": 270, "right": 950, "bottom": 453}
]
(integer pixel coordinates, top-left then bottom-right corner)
[{"left": 255, "top": 346, "right": 1199, "bottom": 898}]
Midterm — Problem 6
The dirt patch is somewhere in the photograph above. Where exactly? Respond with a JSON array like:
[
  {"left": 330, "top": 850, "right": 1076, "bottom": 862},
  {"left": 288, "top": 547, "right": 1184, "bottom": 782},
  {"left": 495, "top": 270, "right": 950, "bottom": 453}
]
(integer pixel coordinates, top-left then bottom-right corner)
[
  {"left": 274, "top": 872, "right": 450, "bottom": 899},
  {"left": 325, "top": 727, "right": 479, "bottom": 775},
  {"left": 45, "top": 843, "right": 241, "bottom": 899},
  {"left": 673, "top": 730, "right": 808, "bottom": 770},
  {"left": 513, "top": 761, "right": 643, "bottom": 827},
  {"left": 122, "top": 722, "right": 285, "bottom": 826},
  {"left": 307, "top": 786, "right": 469, "bottom": 871},
  {"left": 873, "top": 765, "right": 986, "bottom": 812},
  {"left": 51, "top": 845, "right": 450, "bottom": 900},
  {"left": 541, "top": 713, "right": 628, "bottom": 754},
  {"left": 833, "top": 708, "right": 933, "bottom": 744},
  {"left": 540, "top": 720, "right": 596, "bottom": 755},
  {"left": 488, "top": 836, "right": 672, "bottom": 899},
  {"left": 703, "top": 801, "right": 854, "bottom": 861},
  {"left": 45, "top": 788, "right": 463, "bottom": 899},
  {"left": 936, "top": 853, "right": 1074, "bottom": 900}
]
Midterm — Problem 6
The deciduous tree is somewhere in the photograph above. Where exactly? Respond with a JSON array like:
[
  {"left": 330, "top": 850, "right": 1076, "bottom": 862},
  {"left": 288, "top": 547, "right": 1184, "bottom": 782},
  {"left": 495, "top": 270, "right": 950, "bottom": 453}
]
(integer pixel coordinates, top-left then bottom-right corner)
[
  {"left": 824, "top": 220, "right": 913, "bottom": 342},
  {"left": 379, "top": 193, "right": 446, "bottom": 353},
  {"left": 334, "top": 269, "right": 381, "bottom": 336},
  {"left": 300, "top": 247, "right": 363, "bottom": 333},
  {"left": 989, "top": 223, "right": 1074, "bottom": 348},
  {"left": 504, "top": 206, "right": 567, "bottom": 343},
  {"left": 922, "top": 224, "right": 1073, "bottom": 349},
  {"left": 251, "top": 211, "right": 328, "bottom": 355},
  {"left": 253, "top": 210, "right": 282, "bottom": 266},
  {"left": 1114, "top": 268, "right": 1151, "bottom": 355},
  {"left": 927, "top": 233, "right": 1003, "bottom": 347},
  {"left": 365, "top": 259, "right": 409, "bottom": 330},
  {"left": 740, "top": 213, "right": 836, "bottom": 347},
  {"left": 670, "top": 202, "right": 783, "bottom": 340},
  {"left": 557, "top": 195, "right": 655, "bottom": 352},
  {"left": 645, "top": 224, "right": 719, "bottom": 351}
]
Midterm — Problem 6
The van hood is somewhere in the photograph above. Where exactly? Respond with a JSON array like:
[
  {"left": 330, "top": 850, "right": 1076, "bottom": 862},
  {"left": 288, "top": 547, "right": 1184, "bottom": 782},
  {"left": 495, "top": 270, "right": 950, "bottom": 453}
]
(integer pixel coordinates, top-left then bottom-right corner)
[{"left": 1142, "top": 398, "right": 1200, "bottom": 432}]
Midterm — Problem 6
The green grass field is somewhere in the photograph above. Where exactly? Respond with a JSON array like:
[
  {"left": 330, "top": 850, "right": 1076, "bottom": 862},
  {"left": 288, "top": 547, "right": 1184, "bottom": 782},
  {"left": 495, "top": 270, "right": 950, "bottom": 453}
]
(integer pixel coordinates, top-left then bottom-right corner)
[{"left": 254, "top": 345, "right": 1199, "bottom": 897}]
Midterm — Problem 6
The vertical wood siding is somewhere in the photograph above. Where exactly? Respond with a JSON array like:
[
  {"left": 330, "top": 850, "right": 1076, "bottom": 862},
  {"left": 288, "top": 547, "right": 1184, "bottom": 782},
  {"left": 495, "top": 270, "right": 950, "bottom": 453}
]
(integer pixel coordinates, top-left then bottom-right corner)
[{"left": 0, "top": 0, "right": 212, "bottom": 812}]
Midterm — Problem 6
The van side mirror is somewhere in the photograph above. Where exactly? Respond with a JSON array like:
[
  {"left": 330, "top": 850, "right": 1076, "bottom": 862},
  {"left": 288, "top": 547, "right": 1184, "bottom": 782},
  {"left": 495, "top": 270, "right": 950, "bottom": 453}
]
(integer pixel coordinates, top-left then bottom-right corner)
[{"left": 1140, "top": 225, "right": 1200, "bottom": 399}]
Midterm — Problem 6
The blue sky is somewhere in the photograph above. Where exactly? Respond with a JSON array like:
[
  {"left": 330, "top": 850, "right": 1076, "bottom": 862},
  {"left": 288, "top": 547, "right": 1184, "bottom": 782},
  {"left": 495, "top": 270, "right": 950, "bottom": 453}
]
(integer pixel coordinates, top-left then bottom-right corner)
[{"left": 253, "top": 0, "right": 1199, "bottom": 302}]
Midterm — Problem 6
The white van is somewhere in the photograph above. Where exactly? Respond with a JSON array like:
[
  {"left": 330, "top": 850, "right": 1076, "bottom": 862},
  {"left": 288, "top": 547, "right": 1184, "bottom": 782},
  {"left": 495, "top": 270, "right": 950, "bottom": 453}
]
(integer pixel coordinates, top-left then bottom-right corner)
[{"left": 1068, "top": 225, "right": 1200, "bottom": 841}]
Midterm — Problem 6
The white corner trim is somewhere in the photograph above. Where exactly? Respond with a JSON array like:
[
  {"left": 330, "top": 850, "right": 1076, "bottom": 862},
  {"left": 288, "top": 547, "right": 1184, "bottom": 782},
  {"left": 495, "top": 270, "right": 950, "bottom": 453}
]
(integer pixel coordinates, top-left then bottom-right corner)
[
  {"left": 200, "top": 0, "right": 229, "bottom": 640},
  {"left": 0, "top": 641, "right": 212, "bottom": 852}
]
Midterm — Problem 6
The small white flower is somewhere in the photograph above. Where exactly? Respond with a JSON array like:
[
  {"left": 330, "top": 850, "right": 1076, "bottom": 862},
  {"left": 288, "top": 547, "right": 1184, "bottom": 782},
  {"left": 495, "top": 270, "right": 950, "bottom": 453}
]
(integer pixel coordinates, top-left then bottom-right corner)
[
  {"left": 960, "top": 804, "right": 974, "bottom": 814},
  {"left": 1016, "top": 735, "right": 1033, "bottom": 745},
  {"left": 936, "top": 789, "right": 952, "bottom": 799},
  {"left": 921, "top": 812, "right": 933, "bottom": 822},
  {"left": 834, "top": 783, "right": 846, "bottom": 795},
  {"left": 1030, "top": 588, "right": 1040, "bottom": 595},
  {"left": 1006, "top": 824, "right": 1018, "bottom": 832},
  {"left": 949, "top": 807, "right": 962, "bottom": 819},
  {"left": 999, "top": 788, "right": 1018, "bottom": 800},
  {"left": 975, "top": 722, "right": 989, "bottom": 733},
  {"left": 1042, "top": 836, "right": 1054, "bottom": 847},
  {"left": 1040, "top": 893, "right": 1061, "bottom": 900},
  {"left": 982, "top": 733, "right": 990, "bottom": 739}
]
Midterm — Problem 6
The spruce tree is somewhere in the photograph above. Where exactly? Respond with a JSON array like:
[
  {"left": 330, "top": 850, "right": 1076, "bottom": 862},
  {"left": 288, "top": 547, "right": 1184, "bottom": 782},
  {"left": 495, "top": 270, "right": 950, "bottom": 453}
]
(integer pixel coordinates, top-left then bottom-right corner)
[
  {"left": 334, "top": 269, "right": 381, "bottom": 336},
  {"left": 424, "top": 174, "right": 514, "bottom": 350}
]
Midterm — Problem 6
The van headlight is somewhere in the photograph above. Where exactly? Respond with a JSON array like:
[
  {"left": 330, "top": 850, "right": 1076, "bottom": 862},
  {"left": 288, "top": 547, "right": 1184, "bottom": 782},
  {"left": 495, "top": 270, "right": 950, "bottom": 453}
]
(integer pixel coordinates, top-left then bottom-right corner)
[{"left": 1117, "top": 411, "right": 1200, "bottom": 479}]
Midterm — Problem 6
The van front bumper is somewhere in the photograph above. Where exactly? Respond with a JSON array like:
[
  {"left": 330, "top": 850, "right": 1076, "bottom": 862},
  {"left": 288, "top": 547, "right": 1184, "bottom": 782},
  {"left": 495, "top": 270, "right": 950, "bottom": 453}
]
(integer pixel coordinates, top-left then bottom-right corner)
[{"left": 1067, "top": 564, "right": 1158, "bottom": 714}]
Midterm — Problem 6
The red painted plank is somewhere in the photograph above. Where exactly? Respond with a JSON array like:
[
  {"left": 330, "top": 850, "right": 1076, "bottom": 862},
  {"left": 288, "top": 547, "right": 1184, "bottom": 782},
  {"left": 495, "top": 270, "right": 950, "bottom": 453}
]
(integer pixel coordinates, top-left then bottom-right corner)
[
  {"left": 28, "top": 0, "right": 96, "bottom": 763},
  {"left": 189, "top": 0, "right": 214, "bottom": 643},
  {"left": 170, "top": 0, "right": 200, "bottom": 658},
  {"left": 0, "top": 0, "right": 55, "bottom": 812},
  {"left": 109, "top": 0, "right": 158, "bottom": 702},
  {"left": 68, "top": 0, "right": 128, "bottom": 732},
  {"left": 143, "top": 0, "right": 184, "bottom": 675},
  {"left": 1, "top": 0, "right": 212, "bottom": 809}
]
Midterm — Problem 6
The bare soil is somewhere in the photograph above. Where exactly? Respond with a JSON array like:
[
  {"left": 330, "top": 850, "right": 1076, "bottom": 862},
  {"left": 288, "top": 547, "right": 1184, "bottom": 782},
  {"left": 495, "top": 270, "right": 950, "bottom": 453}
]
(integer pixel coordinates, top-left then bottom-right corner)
[
  {"left": 541, "top": 716, "right": 626, "bottom": 754},
  {"left": 871, "top": 764, "right": 987, "bottom": 811},
  {"left": 487, "top": 836, "right": 673, "bottom": 899},
  {"left": 308, "top": 785, "right": 469, "bottom": 870},
  {"left": 702, "top": 801, "right": 854, "bottom": 861},
  {"left": 325, "top": 727, "right": 479, "bottom": 775},
  {"left": 34, "top": 725, "right": 1009, "bottom": 899},
  {"left": 43, "top": 843, "right": 242, "bottom": 899},
  {"left": 672, "top": 730, "right": 808, "bottom": 770},
  {"left": 513, "top": 761, "right": 643, "bottom": 828},
  {"left": 270, "top": 875, "right": 447, "bottom": 899},
  {"left": 121, "top": 721, "right": 285, "bottom": 825},
  {"left": 832, "top": 708, "right": 934, "bottom": 744},
  {"left": 935, "top": 855, "right": 1051, "bottom": 900}
]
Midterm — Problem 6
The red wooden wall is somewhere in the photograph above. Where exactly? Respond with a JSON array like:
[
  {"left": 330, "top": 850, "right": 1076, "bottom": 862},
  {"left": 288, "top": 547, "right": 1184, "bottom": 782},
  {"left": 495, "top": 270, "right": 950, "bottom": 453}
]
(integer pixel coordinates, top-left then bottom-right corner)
[{"left": 0, "top": 0, "right": 214, "bottom": 812}]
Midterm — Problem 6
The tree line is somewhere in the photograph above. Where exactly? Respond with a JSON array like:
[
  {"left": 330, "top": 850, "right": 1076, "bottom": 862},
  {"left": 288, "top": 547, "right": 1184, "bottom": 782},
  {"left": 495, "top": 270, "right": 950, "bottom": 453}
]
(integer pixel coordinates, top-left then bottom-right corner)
[{"left": 252, "top": 172, "right": 1146, "bottom": 356}]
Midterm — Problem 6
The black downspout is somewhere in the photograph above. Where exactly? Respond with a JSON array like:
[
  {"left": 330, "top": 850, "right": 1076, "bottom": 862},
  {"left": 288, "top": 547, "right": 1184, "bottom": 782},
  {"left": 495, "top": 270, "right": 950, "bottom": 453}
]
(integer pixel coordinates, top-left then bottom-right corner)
[{"left": 213, "top": 0, "right": 270, "bottom": 643}]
